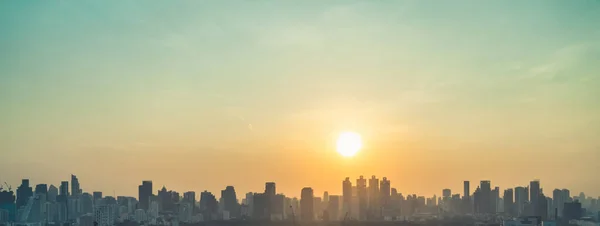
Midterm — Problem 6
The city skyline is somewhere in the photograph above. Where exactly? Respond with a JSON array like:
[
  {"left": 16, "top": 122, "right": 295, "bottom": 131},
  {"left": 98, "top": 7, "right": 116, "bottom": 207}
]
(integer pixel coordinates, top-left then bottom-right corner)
[
  {"left": 3, "top": 175, "right": 598, "bottom": 201},
  {"left": 2, "top": 0, "right": 600, "bottom": 222}
]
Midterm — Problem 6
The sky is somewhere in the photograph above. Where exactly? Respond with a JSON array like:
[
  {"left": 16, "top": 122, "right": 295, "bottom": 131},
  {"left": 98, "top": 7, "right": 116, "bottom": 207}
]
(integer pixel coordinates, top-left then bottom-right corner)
[{"left": 1, "top": 0, "right": 599, "bottom": 199}]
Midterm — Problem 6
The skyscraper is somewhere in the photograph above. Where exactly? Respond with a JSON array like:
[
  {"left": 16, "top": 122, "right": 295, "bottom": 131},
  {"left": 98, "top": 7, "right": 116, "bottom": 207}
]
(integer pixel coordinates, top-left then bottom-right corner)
[
  {"left": 356, "top": 176, "right": 367, "bottom": 220},
  {"left": 34, "top": 184, "right": 47, "bottom": 196},
  {"left": 480, "top": 181, "right": 492, "bottom": 214},
  {"left": 200, "top": 191, "right": 218, "bottom": 221},
  {"left": 16, "top": 179, "right": 33, "bottom": 211},
  {"left": 138, "top": 181, "right": 152, "bottom": 210},
  {"left": 464, "top": 181, "right": 470, "bottom": 199},
  {"left": 328, "top": 195, "right": 340, "bottom": 220},
  {"left": 504, "top": 189, "right": 514, "bottom": 216},
  {"left": 342, "top": 177, "right": 352, "bottom": 216},
  {"left": 93, "top": 192, "right": 103, "bottom": 203},
  {"left": 221, "top": 186, "right": 240, "bottom": 218},
  {"left": 265, "top": 182, "right": 276, "bottom": 196},
  {"left": 71, "top": 175, "right": 81, "bottom": 197},
  {"left": 530, "top": 180, "right": 540, "bottom": 216},
  {"left": 380, "top": 177, "right": 391, "bottom": 209},
  {"left": 368, "top": 175, "right": 380, "bottom": 219},
  {"left": 48, "top": 185, "right": 58, "bottom": 203},
  {"left": 515, "top": 186, "right": 528, "bottom": 216},
  {"left": 59, "top": 181, "right": 69, "bottom": 197},
  {"left": 300, "top": 187, "right": 314, "bottom": 221}
]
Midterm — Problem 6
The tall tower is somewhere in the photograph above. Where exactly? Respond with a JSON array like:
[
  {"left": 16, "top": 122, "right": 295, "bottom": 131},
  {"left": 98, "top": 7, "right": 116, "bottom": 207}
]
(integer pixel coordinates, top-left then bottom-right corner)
[
  {"left": 300, "top": 187, "right": 314, "bottom": 221},
  {"left": 221, "top": 186, "right": 240, "bottom": 218},
  {"left": 504, "top": 189, "right": 514, "bottom": 216},
  {"left": 480, "top": 181, "right": 492, "bottom": 214},
  {"left": 265, "top": 182, "right": 276, "bottom": 196},
  {"left": 530, "top": 180, "right": 540, "bottom": 216},
  {"left": 71, "top": 175, "right": 81, "bottom": 197},
  {"left": 463, "top": 181, "right": 470, "bottom": 199},
  {"left": 16, "top": 179, "right": 33, "bottom": 211},
  {"left": 380, "top": 177, "right": 391, "bottom": 209},
  {"left": 342, "top": 177, "right": 352, "bottom": 216},
  {"left": 368, "top": 175, "right": 380, "bottom": 219},
  {"left": 138, "top": 181, "right": 152, "bottom": 210},
  {"left": 356, "top": 176, "right": 367, "bottom": 220}
]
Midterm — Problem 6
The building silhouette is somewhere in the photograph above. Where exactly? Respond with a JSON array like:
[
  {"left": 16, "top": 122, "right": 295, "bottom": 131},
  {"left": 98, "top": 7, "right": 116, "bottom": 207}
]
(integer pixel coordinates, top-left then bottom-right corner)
[
  {"left": 504, "top": 189, "right": 514, "bottom": 216},
  {"left": 138, "top": 181, "right": 152, "bottom": 210},
  {"left": 342, "top": 177, "right": 352, "bottom": 217},
  {"left": 380, "top": 177, "right": 391, "bottom": 211},
  {"left": 199, "top": 191, "right": 218, "bottom": 221},
  {"left": 221, "top": 186, "right": 239, "bottom": 219},
  {"left": 300, "top": 187, "right": 314, "bottom": 221},
  {"left": 530, "top": 180, "right": 540, "bottom": 216},
  {"left": 515, "top": 186, "right": 528, "bottom": 216},
  {"left": 16, "top": 179, "right": 33, "bottom": 211},
  {"left": 368, "top": 175, "right": 380, "bottom": 219},
  {"left": 71, "top": 175, "right": 81, "bottom": 197},
  {"left": 356, "top": 176, "right": 367, "bottom": 220}
]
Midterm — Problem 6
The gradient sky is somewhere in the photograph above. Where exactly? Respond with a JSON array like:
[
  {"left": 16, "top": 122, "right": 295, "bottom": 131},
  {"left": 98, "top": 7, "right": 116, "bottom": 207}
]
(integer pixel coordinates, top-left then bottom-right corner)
[{"left": 1, "top": 1, "right": 599, "bottom": 199}]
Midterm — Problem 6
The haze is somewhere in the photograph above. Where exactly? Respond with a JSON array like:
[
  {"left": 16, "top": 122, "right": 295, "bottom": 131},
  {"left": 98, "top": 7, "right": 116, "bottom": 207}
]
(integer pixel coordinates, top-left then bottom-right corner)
[{"left": 1, "top": 1, "right": 599, "bottom": 198}]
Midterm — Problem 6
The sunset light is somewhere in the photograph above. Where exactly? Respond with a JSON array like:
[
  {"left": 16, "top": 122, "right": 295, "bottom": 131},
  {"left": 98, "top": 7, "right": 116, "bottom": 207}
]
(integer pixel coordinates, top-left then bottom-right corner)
[{"left": 336, "top": 131, "right": 362, "bottom": 157}]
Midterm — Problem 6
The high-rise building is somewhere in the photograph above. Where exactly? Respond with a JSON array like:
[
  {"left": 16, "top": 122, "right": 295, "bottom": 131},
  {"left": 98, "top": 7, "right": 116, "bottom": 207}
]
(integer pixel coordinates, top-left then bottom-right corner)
[
  {"left": 94, "top": 204, "right": 116, "bottom": 226},
  {"left": 504, "top": 189, "right": 514, "bottom": 216},
  {"left": 464, "top": 181, "right": 470, "bottom": 199},
  {"left": 479, "top": 181, "right": 492, "bottom": 214},
  {"left": 16, "top": 179, "right": 33, "bottom": 211},
  {"left": 380, "top": 177, "right": 391, "bottom": 209},
  {"left": 265, "top": 182, "right": 276, "bottom": 196},
  {"left": 48, "top": 185, "right": 58, "bottom": 203},
  {"left": 443, "top": 189, "right": 452, "bottom": 199},
  {"left": 71, "top": 175, "right": 81, "bottom": 197},
  {"left": 93, "top": 192, "right": 103, "bottom": 202},
  {"left": 300, "top": 187, "right": 314, "bottom": 221},
  {"left": 34, "top": 184, "right": 47, "bottom": 196},
  {"left": 492, "top": 187, "right": 500, "bottom": 213},
  {"left": 328, "top": 195, "right": 340, "bottom": 220},
  {"left": 368, "top": 175, "right": 380, "bottom": 218},
  {"left": 200, "top": 191, "right": 218, "bottom": 221},
  {"left": 563, "top": 202, "right": 582, "bottom": 221},
  {"left": 553, "top": 189, "right": 565, "bottom": 218},
  {"left": 530, "top": 180, "right": 540, "bottom": 216},
  {"left": 0, "top": 186, "right": 16, "bottom": 222},
  {"left": 183, "top": 191, "right": 196, "bottom": 212},
  {"left": 515, "top": 186, "right": 528, "bottom": 216},
  {"left": 80, "top": 193, "right": 93, "bottom": 214},
  {"left": 342, "top": 177, "right": 352, "bottom": 216},
  {"left": 59, "top": 181, "right": 68, "bottom": 197},
  {"left": 356, "top": 176, "right": 367, "bottom": 220},
  {"left": 221, "top": 186, "right": 239, "bottom": 219},
  {"left": 138, "top": 181, "right": 152, "bottom": 210},
  {"left": 252, "top": 193, "right": 267, "bottom": 220}
]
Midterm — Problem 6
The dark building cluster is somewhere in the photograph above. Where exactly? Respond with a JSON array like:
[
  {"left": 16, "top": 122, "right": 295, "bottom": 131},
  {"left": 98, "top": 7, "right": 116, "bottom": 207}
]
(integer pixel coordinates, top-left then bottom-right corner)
[{"left": 0, "top": 176, "right": 598, "bottom": 226}]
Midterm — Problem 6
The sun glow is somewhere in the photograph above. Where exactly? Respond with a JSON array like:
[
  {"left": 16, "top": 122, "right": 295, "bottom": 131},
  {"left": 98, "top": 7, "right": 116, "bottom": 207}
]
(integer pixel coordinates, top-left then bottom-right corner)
[{"left": 336, "top": 131, "right": 362, "bottom": 157}]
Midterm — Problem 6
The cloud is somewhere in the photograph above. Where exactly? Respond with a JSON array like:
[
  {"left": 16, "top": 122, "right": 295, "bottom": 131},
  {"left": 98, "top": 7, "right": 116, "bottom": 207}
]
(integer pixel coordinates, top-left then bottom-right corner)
[{"left": 523, "top": 43, "right": 600, "bottom": 82}]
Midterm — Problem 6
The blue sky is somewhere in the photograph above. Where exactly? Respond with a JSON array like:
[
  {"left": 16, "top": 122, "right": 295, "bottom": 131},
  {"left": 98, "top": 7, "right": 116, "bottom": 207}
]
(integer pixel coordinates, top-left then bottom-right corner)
[{"left": 1, "top": 1, "right": 599, "bottom": 197}]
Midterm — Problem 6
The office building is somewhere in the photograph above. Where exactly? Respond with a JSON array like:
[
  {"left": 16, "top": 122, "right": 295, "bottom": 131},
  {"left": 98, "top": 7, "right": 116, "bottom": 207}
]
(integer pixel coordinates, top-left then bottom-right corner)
[
  {"left": 300, "top": 187, "right": 314, "bottom": 221},
  {"left": 380, "top": 177, "right": 391, "bottom": 209},
  {"left": 504, "top": 189, "right": 514, "bottom": 216},
  {"left": 328, "top": 195, "right": 340, "bottom": 220},
  {"left": 356, "top": 176, "right": 367, "bottom": 220},
  {"left": 221, "top": 186, "right": 239, "bottom": 219},
  {"left": 16, "top": 180, "right": 33, "bottom": 211},
  {"left": 71, "top": 175, "right": 81, "bottom": 197},
  {"left": 342, "top": 177, "right": 352, "bottom": 216},
  {"left": 138, "top": 181, "right": 152, "bottom": 210}
]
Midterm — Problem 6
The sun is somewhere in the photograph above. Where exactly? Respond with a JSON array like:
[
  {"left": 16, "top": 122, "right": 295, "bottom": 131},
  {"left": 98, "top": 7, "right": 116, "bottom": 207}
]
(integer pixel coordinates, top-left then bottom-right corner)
[{"left": 336, "top": 131, "right": 362, "bottom": 157}]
